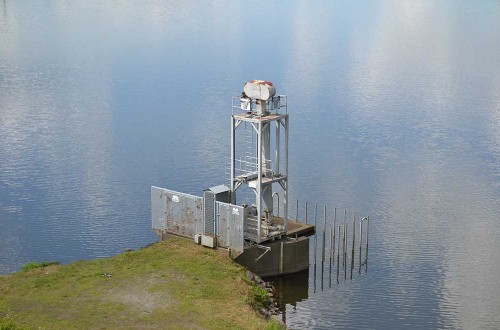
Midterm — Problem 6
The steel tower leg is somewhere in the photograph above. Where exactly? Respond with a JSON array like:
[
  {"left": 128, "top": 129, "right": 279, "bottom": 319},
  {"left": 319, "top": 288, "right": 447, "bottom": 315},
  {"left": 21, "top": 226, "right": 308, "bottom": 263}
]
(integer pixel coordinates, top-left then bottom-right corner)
[{"left": 230, "top": 116, "right": 236, "bottom": 204}]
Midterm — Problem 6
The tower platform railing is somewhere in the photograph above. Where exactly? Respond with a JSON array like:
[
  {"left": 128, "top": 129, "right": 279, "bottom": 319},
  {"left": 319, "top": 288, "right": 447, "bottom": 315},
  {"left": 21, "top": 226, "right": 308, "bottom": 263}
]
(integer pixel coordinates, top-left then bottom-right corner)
[{"left": 232, "top": 95, "right": 288, "bottom": 115}]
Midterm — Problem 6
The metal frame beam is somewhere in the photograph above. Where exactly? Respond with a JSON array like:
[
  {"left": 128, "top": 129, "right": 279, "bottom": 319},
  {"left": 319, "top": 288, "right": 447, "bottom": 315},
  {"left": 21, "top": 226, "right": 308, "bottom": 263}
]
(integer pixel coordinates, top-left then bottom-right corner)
[
  {"left": 230, "top": 116, "right": 236, "bottom": 204},
  {"left": 230, "top": 96, "right": 289, "bottom": 242},
  {"left": 284, "top": 115, "right": 289, "bottom": 231},
  {"left": 257, "top": 119, "right": 262, "bottom": 240}
]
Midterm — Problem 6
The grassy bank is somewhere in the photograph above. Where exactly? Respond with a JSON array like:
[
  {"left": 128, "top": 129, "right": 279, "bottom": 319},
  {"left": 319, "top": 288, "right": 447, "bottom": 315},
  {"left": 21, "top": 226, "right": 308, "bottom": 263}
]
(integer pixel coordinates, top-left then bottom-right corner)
[{"left": 0, "top": 237, "right": 284, "bottom": 330}]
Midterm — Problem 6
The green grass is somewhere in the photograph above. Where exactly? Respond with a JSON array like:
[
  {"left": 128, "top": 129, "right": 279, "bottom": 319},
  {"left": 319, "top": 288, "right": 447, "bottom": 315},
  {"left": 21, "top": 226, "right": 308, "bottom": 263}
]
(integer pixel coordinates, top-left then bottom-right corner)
[
  {"left": 21, "top": 261, "right": 60, "bottom": 272},
  {"left": 0, "top": 238, "right": 285, "bottom": 330},
  {"left": 246, "top": 285, "right": 270, "bottom": 310}
]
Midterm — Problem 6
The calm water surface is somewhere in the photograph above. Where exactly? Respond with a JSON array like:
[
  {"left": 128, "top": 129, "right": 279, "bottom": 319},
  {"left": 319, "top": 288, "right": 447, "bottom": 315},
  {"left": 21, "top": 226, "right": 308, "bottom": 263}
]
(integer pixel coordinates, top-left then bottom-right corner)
[{"left": 1, "top": 1, "right": 500, "bottom": 328}]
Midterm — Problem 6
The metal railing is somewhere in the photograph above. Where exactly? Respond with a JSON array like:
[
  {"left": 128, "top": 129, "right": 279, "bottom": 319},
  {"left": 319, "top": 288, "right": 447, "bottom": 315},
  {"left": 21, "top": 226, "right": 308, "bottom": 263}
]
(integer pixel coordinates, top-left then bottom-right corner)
[
  {"left": 225, "top": 156, "right": 273, "bottom": 184},
  {"left": 232, "top": 95, "right": 288, "bottom": 115}
]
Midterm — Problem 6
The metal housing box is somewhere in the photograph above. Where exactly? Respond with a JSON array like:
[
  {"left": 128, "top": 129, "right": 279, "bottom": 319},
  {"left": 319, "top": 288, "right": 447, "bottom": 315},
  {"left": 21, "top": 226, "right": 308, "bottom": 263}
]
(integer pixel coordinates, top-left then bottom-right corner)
[{"left": 203, "top": 185, "right": 230, "bottom": 235}]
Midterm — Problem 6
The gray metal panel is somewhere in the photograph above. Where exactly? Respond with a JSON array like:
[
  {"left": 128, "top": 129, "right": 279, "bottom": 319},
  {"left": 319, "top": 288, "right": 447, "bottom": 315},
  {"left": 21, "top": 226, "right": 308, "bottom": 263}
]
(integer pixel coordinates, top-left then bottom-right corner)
[
  {"left": 217, "top": 203, "right": 229, "bottom": 247},
  {"left": 229, "top": 204, "right": 244, "bottom": 255},
  {"left": 151, "top": 186, "right": 167, "bottom": 231},
  {"left": 216, "top": 202, "right": 244, "bottom": 255},
  {"left": 151, "top": 186, "right": 203, "bottom": 238}
]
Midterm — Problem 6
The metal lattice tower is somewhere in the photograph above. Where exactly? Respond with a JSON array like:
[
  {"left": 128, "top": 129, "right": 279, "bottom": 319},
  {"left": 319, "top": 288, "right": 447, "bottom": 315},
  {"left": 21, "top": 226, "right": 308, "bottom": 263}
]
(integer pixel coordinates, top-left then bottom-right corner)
[{"left": 230, "top": 80, "right": 289, "bottom": 243}]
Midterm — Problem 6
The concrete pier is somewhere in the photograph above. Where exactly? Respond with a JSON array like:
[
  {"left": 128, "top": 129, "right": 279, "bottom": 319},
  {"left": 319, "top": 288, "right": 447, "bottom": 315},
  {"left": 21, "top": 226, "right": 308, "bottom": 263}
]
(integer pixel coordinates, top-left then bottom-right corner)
[
  {"left": 233, "top": 217, "right": 314, "bottom": 277},
  {"left": 235, "top": 236, "right": 310, "bottom": 277}
]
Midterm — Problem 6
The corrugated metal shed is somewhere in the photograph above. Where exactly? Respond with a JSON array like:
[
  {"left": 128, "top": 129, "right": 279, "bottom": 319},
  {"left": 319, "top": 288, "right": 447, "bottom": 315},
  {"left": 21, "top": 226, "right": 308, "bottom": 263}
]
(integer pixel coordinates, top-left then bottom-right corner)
[{"left": 203, "top": 185, "right": 231, "bottom": 235}]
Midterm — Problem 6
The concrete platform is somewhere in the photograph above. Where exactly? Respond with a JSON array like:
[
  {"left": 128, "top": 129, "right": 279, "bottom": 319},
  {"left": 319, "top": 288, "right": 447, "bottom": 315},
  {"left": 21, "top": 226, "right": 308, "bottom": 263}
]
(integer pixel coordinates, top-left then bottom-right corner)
[
  {"left": 234, "top": 236, "right": 310, "bottom": 277},
  {"left": 234, "top": 217, "right": 314, "bottom": 277}
]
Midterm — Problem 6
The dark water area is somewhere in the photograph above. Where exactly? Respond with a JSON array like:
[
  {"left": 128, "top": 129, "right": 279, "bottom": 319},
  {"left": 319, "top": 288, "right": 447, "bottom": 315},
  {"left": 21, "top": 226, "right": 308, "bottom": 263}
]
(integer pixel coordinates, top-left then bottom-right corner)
[{"left": 1, "top": 0, "right": 500, "bottom": 328}]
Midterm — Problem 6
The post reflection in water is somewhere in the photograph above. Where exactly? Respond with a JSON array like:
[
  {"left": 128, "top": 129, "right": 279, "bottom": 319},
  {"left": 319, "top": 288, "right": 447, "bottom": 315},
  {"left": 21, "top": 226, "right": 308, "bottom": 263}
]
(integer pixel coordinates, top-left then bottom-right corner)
[{"left": 267, "top": 214, "right": 370, "bottom": 322}]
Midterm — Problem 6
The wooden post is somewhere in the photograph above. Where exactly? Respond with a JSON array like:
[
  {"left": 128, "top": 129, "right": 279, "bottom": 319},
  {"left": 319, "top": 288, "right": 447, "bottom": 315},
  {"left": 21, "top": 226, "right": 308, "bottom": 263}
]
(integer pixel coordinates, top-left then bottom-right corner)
[{"left": 322, "top": 205, "right": 326, "bottom": 262}]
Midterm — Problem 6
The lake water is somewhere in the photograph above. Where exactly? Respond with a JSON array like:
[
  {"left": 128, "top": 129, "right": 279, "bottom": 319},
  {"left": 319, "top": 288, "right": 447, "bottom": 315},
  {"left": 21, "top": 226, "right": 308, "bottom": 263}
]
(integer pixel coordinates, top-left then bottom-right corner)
[{"left": 1, "top": 0, "right": 500, "bottom": 328}]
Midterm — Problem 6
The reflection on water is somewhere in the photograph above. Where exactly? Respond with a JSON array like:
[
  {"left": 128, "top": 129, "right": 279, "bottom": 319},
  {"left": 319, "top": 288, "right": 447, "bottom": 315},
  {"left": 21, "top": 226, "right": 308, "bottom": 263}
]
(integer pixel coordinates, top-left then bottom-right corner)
[
  {"left": 266, "top": 270, "right": 309, "bottom": 324},
  {"left": 1, "top": 0, "right": 500, "bottom": 328}
]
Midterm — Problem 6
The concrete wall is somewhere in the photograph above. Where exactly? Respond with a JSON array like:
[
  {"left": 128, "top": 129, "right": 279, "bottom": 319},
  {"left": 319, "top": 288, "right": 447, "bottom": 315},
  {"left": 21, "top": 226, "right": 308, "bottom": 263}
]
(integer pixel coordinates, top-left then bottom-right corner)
[{"left": 235, "top": 237, "right": 309, "bottom": 277}]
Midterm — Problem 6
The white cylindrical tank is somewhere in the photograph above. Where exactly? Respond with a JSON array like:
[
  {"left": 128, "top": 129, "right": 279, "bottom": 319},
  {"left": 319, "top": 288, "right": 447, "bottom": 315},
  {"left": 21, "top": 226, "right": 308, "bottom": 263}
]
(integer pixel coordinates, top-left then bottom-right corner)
[{"left": 244, "top": 80, "right": 276, "bottom": 101}]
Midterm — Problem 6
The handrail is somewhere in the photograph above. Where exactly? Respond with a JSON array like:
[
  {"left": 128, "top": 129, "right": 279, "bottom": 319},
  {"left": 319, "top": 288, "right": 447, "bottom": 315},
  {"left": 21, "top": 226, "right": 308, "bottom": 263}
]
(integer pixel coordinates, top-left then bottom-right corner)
[{"left": 272, "top": 192, "right": 279, "bottom": 217}]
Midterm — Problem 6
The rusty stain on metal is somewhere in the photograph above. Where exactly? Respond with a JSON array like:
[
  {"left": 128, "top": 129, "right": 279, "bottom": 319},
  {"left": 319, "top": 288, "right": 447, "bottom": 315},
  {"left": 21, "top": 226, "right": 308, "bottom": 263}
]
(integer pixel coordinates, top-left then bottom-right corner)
[{"left": 152, "top": 186, "right": 203, "bottom": 239}]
